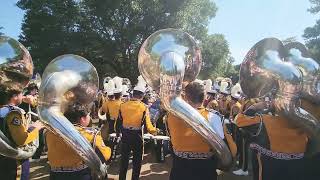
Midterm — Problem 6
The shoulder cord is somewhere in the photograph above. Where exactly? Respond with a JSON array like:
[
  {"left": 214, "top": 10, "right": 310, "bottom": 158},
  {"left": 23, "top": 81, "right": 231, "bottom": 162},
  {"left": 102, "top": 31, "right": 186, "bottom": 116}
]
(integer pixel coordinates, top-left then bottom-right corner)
[
  {"left": 92, "top": 128, "right": 101, "bottom": 151},
  {"left": 248, "top": 113, "right": 263, "bottom": 137}
]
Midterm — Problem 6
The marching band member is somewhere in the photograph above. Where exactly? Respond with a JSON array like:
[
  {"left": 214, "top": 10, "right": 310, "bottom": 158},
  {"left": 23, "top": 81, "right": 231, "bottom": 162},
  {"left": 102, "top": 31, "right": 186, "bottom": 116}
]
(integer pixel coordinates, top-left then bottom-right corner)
[
  {"left": 203, "top": 79, "right": 219, "bottom": 111},
  {"left": 121, "top": 84, "right": 130, "bottom": 102},
  {"left": 204, "top": 89, "right": 218, "bottom": 110},
  {"left": 97, "top": 90, "right": 106, "bottom": 128},
  {"left": 229, "top": 84, "right": 249, "bottom": 176},
  {"left": 19, "top": 83, "right": 44, "bottom": 162},
  {"left": 100, "top": 79, "right": 117, "bottom": 133},
  {"left": 116, "top": 76, "right": 158, "bottom": 180},
  {"left": 102, "top": 77, "right": 123, "bottom": 159},
  {"left": 217, "top": 81, "right": 231, "bottom": 117},
  {"left": 234, "top": 100, "right": 309, "bottom": 180},
  {"left": 167, "top": 81, "right": 224, "bottom": 180},
  {"left": 91, "top": 90, "right": 105, "bottom": 122},
  {"left": 101, "top": 77, "right": 123, "bottom": 134},
  {"left": 46, "top": 103, "right": 111, "bottom": 180},
  {"left": 19, "top": 83, "right": 38, "bottom": 119},
  {"left": 229, "top": 98, "right": 242, "bottom": 121},
  {"left": 301, "top": 99, "right": 320, "bottom": 180},
  {"left": 0, "top": 89, "right": 43, "bottom": 180},
  {"left": 241, "top": 97, "right": 258, "bottom": 111}
]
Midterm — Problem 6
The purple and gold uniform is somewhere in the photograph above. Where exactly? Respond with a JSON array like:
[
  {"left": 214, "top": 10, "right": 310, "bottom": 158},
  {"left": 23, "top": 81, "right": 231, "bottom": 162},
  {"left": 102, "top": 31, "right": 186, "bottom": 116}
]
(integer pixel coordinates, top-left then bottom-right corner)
[
  {"left": 101, "top": 99, "right": 122, "bottom": 133},
  {"left": 46, "top": 126, "right": 111, "bottom": 179},
  {"left": 167, "top": 107, "right": 223, "bottom": 180},
  {"left": 300, "top": 99, "right": 320, "bottom": 180},
  {"left": 235, "top": 113, "right": 309, "bottom": 180},
  {"left": 117, "top": 99, "right": 156, "bottom": 180},
  {"left": 0, "top": 105, "right": 39, "bottom": 180}
]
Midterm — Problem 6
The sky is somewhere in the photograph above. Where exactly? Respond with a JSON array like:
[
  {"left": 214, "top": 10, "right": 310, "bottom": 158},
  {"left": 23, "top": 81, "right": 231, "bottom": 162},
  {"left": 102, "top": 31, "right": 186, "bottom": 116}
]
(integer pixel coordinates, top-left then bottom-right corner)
[
  {"left": 0, "top": 0, "right": 24, "bottom": 38},
  {"left": 209, "top": 0, "right": 318, "bottom": 64},
  {"left": 0, "top": 0, "right": 318, "bottom": 64}
]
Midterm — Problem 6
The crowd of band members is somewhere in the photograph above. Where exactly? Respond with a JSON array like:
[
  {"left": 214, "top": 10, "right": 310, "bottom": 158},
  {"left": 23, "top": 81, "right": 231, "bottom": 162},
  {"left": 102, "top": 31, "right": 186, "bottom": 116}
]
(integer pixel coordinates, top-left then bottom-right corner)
[{"left": 0, "top": 75, "right": 319, "bottom": 180}]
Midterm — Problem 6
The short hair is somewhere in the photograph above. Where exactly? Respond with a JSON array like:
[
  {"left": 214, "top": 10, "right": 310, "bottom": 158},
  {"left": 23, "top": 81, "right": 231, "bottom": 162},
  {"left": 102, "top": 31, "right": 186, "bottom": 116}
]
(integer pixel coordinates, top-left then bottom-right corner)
[
  {"left": 185, "top": 81, "right": 205, "bottom": 105},
  {"left": 64, "top": 103, "right": 90, "bottom": 124},
  {"left": 25, "top": 83, "right": 38, "bottom": 95},
  {"left": 231, "top": 96, "right": 238, "bottom": 101},
  {"left": 114, "top": 93, "right": 122, "bottom": 100},
  {"left": 132, "top": 90, "right": 144, "bottom": 99},
  {"left": 0, "top": 88, "right": 22, "bottom": 105},
  {"left": 108, "top": 95, "right": 115, "bottom": 99}
]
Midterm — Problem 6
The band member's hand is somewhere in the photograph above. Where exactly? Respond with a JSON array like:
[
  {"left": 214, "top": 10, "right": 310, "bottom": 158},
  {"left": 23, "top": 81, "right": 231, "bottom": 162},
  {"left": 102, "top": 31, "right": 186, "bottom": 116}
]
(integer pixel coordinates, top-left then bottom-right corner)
[
  {"left": 32, "top": 121, "right": 44, "bottom": 130},
  {"left": 100, "top": 163, "right": 108, "bottom": 180},
  {"left": 116, "top": 136, "right": 121, "bottom": 143},
  {"left": 156, "top": 128, "right": 162, "bottom": 135},
  {"left": 23, "top": 95, "right": 35, "bottom": 104}
]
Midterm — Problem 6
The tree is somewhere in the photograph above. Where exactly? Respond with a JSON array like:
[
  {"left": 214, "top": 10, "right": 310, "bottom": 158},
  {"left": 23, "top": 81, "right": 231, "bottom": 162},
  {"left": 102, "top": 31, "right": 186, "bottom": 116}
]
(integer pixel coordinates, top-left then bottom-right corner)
[
  {"left": 199, "top": 34, "right": 231, "bottom": 79},
  {"left": 282, "top": 36, "right": 297, "bottom": 45},
  {"left": 17, "top": 0, "right": 82, "bottom": 73},
  {"left": 303, "top": 0, "right": 320, "bottom": 63},
  {"left": 17, "top": 0, "right": 219, "bottom": 83},
  {"left": 0, "top": 26, "right": 3, "bottom": 36}
]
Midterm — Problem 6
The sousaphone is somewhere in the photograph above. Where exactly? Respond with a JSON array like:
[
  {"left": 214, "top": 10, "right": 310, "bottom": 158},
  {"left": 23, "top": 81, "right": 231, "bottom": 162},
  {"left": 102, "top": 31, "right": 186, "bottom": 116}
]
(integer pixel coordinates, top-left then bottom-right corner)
[
  {"left": 138, "top": 29, "right": 232, "bottom": 169},
  {"left": 0, "top": 36, "right": 38, "bottom": 159},
  {"left": 38, "top": 54, "right": 107, "bottom": 178}
]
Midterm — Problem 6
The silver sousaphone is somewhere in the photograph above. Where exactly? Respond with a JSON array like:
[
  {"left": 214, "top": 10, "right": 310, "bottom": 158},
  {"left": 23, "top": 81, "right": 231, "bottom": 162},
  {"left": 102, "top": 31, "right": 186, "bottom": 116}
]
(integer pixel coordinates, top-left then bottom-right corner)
[
  {"left": 38, "top": 54, "right": 107, "bottom": 178},
  {"left": 284, "top": 41, "right": 320, "bottom": 155},
  {"left": 0, "top": 36, "right": 38, "bottom": 159},
  {"left": 138, "top": 28, "right": 232, "bottom": 169},
  {"left": 284, "top": 42, "right": 320, "bottom": 105},
  {"left": 239, "top": 38, "right": 320, "bottom": 156}
]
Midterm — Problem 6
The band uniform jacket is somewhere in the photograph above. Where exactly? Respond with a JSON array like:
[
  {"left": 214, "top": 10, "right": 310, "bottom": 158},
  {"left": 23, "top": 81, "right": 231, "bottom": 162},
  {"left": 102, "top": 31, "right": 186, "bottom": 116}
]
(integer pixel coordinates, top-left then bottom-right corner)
[{"left": 46, "top": 126, "right": 111, "bottom": 170}]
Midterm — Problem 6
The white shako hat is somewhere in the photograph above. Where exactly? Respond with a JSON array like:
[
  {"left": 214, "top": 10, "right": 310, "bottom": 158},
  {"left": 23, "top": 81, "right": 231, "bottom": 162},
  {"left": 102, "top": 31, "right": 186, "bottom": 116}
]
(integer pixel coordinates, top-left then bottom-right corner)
[
  {"left": 105, "top": 79, "right": 115, "bottom": 95},
  {"left": 122, "top": 84, "right": 129, "bottom": 96},
  {"left": 113, "top": 76, "right": 123, "bottom": 94},
  {"left": 231, "top": 83, "right": 242, "bottom": 99},
  {"left": 203, "top": 79, "right": 213, "bottom": 93},
  {"left": 134, "top": 75, "right": 147, "bottom": 93},
  {"left": 219, "top": 81, "right": 230, "bottom": 95}
]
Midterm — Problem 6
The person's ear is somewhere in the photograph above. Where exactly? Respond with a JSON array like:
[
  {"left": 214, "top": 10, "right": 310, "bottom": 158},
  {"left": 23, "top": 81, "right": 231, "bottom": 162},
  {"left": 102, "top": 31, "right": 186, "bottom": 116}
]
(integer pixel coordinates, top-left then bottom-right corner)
[{"left": 79, "top": 116, "right": 85, "bottom": 124}]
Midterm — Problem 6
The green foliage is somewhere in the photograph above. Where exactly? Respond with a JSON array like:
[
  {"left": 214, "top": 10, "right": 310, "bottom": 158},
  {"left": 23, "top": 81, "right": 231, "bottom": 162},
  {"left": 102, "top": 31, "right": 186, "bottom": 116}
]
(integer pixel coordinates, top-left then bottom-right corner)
[
  {"left": 17, "top": 0, "right": 235, "bottom": 84},
  {"left": 0, "top": 26, "right": 3, "bottom": 36},
  {"left": 308, "top": 0, "right": 320, "bottom": 14},
  {"left": 303, "top": 0, "right": 320, "bottom": 63},
  {"left": 282, "top": 36, "right": 297, "bottom": 45},
  {"left": 199, "top": 34, "right": 236, "bottom": 80},
  {"left": 17, "top": 0, "right": 82, "bottom": 72}
]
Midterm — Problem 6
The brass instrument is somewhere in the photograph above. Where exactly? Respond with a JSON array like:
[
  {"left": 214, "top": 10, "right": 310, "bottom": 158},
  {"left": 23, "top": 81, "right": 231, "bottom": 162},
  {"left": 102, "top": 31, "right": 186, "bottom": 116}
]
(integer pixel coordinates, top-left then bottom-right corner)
[
  {"left": 138, "top": 28, "right": 232, "bottom": 169},
  {"left": 0, "top": 36, "right": 38, "bottom": 159},
  {"left": 38, "top": 54, "right": 106, "bottom": 178},
  {"left": 31, "top": 73, "right": 42, "bottom": 88},
  {"left": 239, "top": 38, "right": 320, "bottom": 155},
  {"left": 284, "top": 42, "right": 320, "bottom": 105}
]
